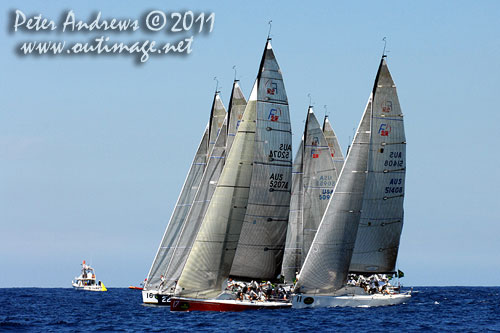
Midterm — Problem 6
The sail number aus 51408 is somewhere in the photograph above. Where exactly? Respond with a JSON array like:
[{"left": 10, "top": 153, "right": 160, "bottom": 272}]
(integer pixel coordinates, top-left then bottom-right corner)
[
  {"left": 384, "top": 178, "right": 403, "bottom": 194},
  {"left": 383, "top": 151, "right": 403, "bottom": 167},
  {"left": 384, "top": 160, "right": 404, "bottom": 167}
]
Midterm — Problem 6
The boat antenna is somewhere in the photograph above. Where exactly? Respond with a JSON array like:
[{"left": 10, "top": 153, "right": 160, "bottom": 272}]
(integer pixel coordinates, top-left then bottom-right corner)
[
  {"left": 267, "top": 20, "right": 272, "bottom": 39},
  {"left": 382, "top": 37, "right": 388, "bottom": 58},
  {"left": 232, "top": 65, "right": 238, "bottom": 81},
  {"left": 213, "top": 76, "right": 220, "bottom": 93},
  {"left": 324, "top": 105, "right": 329, "bottom": 118}
]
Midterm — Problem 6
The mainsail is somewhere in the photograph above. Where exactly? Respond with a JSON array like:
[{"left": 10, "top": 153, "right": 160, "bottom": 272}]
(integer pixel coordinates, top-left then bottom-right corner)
[
  {"left": 281, "top": 138, "right": 303, "bottom": 283},
  {"left": 144, "top": 93, "right": 226, "bottom": 292},
  {"left": 208, "top": 93, "right": 228, "bottom": 155},
  {"left": 227, "top": 80, "right": 248, "bottom": 152},
  {"left": 230, "top": 39, "right": 292, "bottom": 280},
  {"left": 301, "top": 107, "right": 339, "bottom": 267},
  {"left": 176, "top": 83, "right": 257, "bottom": 298},
  {"left": 176, "top": 39, "right": 292, "bottom": 297},
  {"left": 294, "top": 96, "right": 372, "bottom": 295},
  {"left": 160, "top": 118, "right": 228, "bottom": 293},
  {"left": 322, "top": 116, "right": 345, "bottom": 177},
  {"left": 349, "top": 57, "right": 406, "bottom": 274},
  {"left": 157, "top": 83, "right": 247, "bottom": 294},
  {"left": 282, "top": 109, "right": 344, "bottom": 284}
]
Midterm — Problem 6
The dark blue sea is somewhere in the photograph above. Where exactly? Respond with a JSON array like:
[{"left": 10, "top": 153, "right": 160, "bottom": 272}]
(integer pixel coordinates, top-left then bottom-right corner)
[{"left": 1, "top": 287, "right": 499, "bottom": 332}]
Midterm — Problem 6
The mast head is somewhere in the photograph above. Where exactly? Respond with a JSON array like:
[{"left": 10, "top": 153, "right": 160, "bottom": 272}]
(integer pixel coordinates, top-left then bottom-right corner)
[
  {"left": 213, "top": 76, "right": 220, "bottom": 94},
  {"left": 232, "top": 65, "right": 239, "bottom": 82},
  {"left": 267, "top": 20, "right": 272, "bottom": 40}
]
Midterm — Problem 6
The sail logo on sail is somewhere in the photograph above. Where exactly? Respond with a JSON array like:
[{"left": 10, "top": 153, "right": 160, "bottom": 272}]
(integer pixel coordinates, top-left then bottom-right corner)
[
  {"left": 378, "top": 123, "right": 392, "bottom": 136},
  {"left": 236, "top": 114, "right": 243, "bottom": 129},
  {"left": 382, "top": 101, "right": 393, "bottom": 113},
  {"left": 265, "top": 80, "right": 278, "bottom": 95},
  {"left": 268, "top": 108, "right": 282, "bottom": 122},
  {"left": 311, "top": 137, "right": 319, "bottom": 146},
  {"left": 311, "top": 148, "right": 320, "bottom": 159}
]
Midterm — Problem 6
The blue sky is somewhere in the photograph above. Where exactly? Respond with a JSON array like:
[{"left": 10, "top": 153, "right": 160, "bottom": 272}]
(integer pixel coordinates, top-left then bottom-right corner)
[{"left": 1, "top": 0, "right": 499, "bottom": 287}]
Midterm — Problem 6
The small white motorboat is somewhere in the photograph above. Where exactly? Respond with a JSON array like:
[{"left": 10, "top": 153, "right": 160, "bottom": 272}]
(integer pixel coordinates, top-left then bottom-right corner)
[{"left": 72, "top": 260, "right": 107, "bottom": 292}]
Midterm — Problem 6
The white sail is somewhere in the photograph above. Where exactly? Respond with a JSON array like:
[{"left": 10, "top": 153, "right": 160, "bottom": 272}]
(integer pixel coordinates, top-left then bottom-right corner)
[
  {"left": 176, "top": 83, "right": 257, "bottom": 298},
  {"left": 144, "top": 93, "right": 226, "bottom": 292},
  {"left": 158, "top": 82, "right": 248, "bottom": 294},
  {"left": 301, "top": 108, "right": 339, "bottom": 267},
  {"left": 295, "top": 96, "right": 372, "bottom": 295},
  {"left": 144, "top": 126, "right": 208, "bottom": 291},
  {"left": 282, "top": 109, "right": 344, "bottom": 284},
  {"left": 281, "top": 137, "right": 304, "bottom": 283},
  {"left": 230, "top": 40, "right": 292, "bottom": 280},
  {"left": 349, "top": 58, "right": 406, "bottom": 274},
  {"left": 227, "top": 80, "right": 248, "bottom": 152},
  {"left": 323, "top": 116, "right": 345, "bottom": 177},
  {"left": 209, "top": 94, "right": 228, "bottom": 155},
  {"left": 176, "top": 39, "right": 291, "bottom": 297},
  {"left": 160, "top": 118, "right": 228, "bottom": 294}
]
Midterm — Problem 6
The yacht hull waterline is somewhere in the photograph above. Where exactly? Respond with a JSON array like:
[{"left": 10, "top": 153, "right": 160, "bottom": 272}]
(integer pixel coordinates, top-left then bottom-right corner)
[
  {"left": 170, "top": 297, "right": 292, "bottom": 312},
  {"left": 292, "top": 292, "right": 411, "bottom": 308}
]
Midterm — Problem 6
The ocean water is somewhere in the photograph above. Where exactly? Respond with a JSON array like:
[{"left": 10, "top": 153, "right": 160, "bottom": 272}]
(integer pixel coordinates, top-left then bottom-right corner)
[{"left": 1, "top": 287, "right": 499, "bottom": 332}]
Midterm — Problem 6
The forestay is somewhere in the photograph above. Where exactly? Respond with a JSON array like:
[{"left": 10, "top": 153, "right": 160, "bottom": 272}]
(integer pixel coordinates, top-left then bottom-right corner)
[
  {"left": 230, "top": 40, "right": 292, "bottom": 280},
  {"left": 349, "top": 58, "right": 406, "bottom": 274}
]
